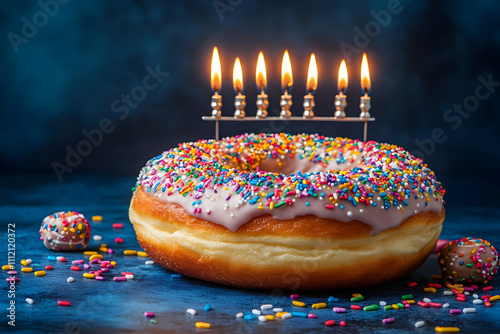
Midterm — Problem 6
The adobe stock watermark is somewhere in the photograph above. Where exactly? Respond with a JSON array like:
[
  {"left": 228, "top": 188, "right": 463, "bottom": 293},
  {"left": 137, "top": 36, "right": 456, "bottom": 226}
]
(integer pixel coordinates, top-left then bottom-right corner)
[
  {"left": 340, "top": 0, "right": 408, "bottom": 61},
  {"left": 51, "top": 65, "right": 169, "bottom": 182},
  {"left": 213, "top": 0, "right": 242, "bottom": 21},
  {"left": 412, "top": 74, "right": 499, "bottom": 159},
  {"left": 7, "top": 0, "right": 71, "bottom": 54}
]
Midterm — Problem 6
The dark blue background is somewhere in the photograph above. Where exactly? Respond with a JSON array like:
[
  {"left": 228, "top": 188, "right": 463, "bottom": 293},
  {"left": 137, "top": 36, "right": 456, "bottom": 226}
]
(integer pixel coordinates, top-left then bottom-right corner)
[{"left": 1, "top": 0, "right": 499, "bottom": 207}]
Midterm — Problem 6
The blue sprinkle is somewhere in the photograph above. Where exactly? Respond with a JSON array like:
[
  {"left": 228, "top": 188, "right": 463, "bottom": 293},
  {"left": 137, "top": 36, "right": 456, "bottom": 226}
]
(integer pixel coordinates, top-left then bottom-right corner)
[
  {"left": 171, "top": 274, "right": 183, "bottom": 279},
  {"left": 47, "top": 256, "right": 56, "bottom": 260},
  {"left": 340, "top": 205, "right": 344, "bottom": 210},
  {"left": 290, "top": 312, "right": 308, "bottom": 318},
  {"left": 328, "top": 296, "right": 339, "bottom": 302},
  {"left": 204, "top": 304, "right": 212, "bottom": 311},
  {"left": 305, "top": 202, "right": 310, "bottom": 206},
  {"left": 244, "top": 314, "right": 257, "bottom": 320}
]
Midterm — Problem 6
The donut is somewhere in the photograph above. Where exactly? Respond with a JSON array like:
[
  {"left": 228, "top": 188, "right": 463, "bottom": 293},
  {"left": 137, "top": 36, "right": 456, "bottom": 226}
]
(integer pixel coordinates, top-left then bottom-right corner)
[
  {"left": 129, "top": 133, "right": 445, "bottom": 289},
  {"left": 40, "top": 211, "right": 91, "bottom": 251},
  {"left": 438, "top": 237, "right": 498, "bottom": 284}
]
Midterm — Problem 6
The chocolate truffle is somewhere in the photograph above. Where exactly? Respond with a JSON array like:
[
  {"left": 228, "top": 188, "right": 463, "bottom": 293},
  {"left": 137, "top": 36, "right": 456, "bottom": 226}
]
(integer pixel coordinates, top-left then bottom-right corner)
[
  {"left": 438, "top": 237, "right": 498, "bottom": 284},
  {"left": 39, "top": 211, "right": 91, "bottom": 251}
]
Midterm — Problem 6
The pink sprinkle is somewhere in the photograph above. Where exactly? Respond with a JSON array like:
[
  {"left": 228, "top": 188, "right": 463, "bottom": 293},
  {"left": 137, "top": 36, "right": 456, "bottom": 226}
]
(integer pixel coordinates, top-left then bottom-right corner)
[
  {"left": 144, "top": 312, "right": 155, "bottom": 317},
  {"left": 483, "top": 286, "right": 493, "bottom": 292},
  {"left": 113, "top": 277, "right": 127, "bottom": 282},
  {"left": 382, "top": 318, "right": 394, "bottom": 324},
  {"left": 333, "top": 307, "right": 346, "bottom": 313},
  {"left": 434, "top": 239, "right": 449, "bottom": 253},
  {"left": 115, "top": 237, "right": 124, "bottom": 244},
  {"left": 101, "top": 268, "right": 109, "bottom": 273},
  {"left": 450, "top": 309, "right": 461, "bottom": 314},
  {"left": 107, "top": 264, "right": 114, "bottom": 268},
  {"left": 90, "top": 259, "right": 100, "bottom": 264},
  {"left": 6, "top": 277, "right": 19, "bottom": 282},
  {"left": 7, "top": 270, "right": 17, "bottom": 275},
  {"left": 290, "top": 294, "right": 300, "bottom": 299},
  {"left": 95, "top": 276, "right": 104, "bottom": 281},
  {"left": 308, "top": 313, "right": 316, "bottom": 319},
  {"left": 112, "top": 223, "right": 123, "bottom": 229},
  {"left": 108, "top": 248, "right": 114, "bottom": 254},
  {"left": 405, "top": 304, "right": 411, "bottom": 308},
  {"left": 340, "top": 321, "right": 346, "bottom": 327},
  {"left": 83, "top": 264, "right": 90, "bottom": 269}
]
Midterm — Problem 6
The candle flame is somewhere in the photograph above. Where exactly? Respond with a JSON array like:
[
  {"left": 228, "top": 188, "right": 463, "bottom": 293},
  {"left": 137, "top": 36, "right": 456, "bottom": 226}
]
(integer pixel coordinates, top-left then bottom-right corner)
[
  {"left": 338, "top": 59, "right": 348, "bottom": 93},
  {"left": 211, "top": 47, "right": 221, "bottom": 92},
  {"left": 361, "top": 53, "right": 371, "bottom": 93},
  {"left": 256, "top": 52, "right": 267, "bottom": 93},
  {"left": 233, "top": 57, "right": 243, "bottom": 93},
  {"left": 306, "top": 53, "right": 318, "bottom": 92},
  {"left": 281, "top": 50, "right": 293, "bottom": 93}
]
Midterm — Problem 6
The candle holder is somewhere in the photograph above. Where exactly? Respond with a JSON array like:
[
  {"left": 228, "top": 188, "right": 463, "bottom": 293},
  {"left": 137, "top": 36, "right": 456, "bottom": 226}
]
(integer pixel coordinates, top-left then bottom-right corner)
[
  {"left": 334, "top": 94, "right": 347, "bottom": 118},
  {"left": 234, "top": 93, "right": 246, "bottom": 118},
  {"left": 359, "top": 94, "right": 371, "bottom": 119},
  {"left": 256, "top": 93, "right": 269, "bottom": 118},
  {"left": 280, "top": 93, "right": 292, "bottom": 118},
  {"left": 211, "top": 94, "right": 222, "bottom": 118},
  {"left": 303, "top": 93, "right": 315, "bottom": 118}
]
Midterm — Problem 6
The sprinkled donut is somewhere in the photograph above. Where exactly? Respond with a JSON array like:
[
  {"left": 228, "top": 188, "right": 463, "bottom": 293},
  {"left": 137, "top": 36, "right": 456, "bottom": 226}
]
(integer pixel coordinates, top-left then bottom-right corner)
[
  {"left": 129, "top": 133, "right": 445, "bottom": 289},
  {"left": 40, "top": 211, "right": 91, "bottom": 251}
]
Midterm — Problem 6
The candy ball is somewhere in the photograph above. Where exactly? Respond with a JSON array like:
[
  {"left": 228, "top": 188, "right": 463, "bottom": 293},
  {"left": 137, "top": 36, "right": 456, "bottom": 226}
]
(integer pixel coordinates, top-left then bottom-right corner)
[
  {"left": 438, "top": 237, "right": 498, "bottom": 284},
  {"left": 39, "top": 211, "right": 91, "bottom": 251}
]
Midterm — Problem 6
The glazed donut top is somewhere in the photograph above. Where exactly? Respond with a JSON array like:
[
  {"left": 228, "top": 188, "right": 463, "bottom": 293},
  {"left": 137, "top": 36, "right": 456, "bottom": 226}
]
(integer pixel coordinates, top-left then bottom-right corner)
[{"left": 134, "top": 133, "right": 445, "bottom": 235}]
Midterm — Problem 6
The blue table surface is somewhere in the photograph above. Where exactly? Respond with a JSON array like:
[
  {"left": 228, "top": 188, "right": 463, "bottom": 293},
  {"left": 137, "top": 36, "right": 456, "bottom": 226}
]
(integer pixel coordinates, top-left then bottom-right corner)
[{"left": 1, "top": 173, "right": 500, "bottom": 334}]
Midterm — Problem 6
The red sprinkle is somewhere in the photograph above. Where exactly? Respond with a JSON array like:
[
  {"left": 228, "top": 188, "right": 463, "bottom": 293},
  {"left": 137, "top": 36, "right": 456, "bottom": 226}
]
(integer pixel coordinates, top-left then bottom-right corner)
[
  {"left": 121, "top": 272, "right": 134, "bottom": 276},
  {"left": 340, "top": 321, "right": 346, "bottom": 327},
  {"left": 481, "top": 295, "right": 491, "bottom": 299},
  {"left": 408, "top": 282, "right": 418, "bottom": 287},
  {"left": 45, "top": 265, "right": 53, "bottom": 270},
  {"left": 417, "top": 301, "right": 430, "bottom": 308},
  {"left": 483, "top": 286, "right": 493, "bottom": 292},
  {"left": 456, "top": 297, "right": 466, "bottom": 302},
  {"left": 112, "top": 223, "right": 123, "bottom": 229},
  {"left": 115, "top": 237, "right": 124, "bottom": 244},
  {"left": 58, "top": 300, "right": 71, "bottom": 306},
  {"left": 485, "top": 301, "right": 492, "bottom": 307},
  {"left": 429, "top": 303, "right": 442, "bottom": 308},
  {"left": 58, "top": 257, "right": 66, "bottom": 262},
  {"left": 325, "top": 320, "right": 336, "bottom": 326},
  {"left": 351, "top": 305, "right": 362, "bottom": 310},
  {"left": 70, "top": 266, "right": 81, "bottom": 271}
]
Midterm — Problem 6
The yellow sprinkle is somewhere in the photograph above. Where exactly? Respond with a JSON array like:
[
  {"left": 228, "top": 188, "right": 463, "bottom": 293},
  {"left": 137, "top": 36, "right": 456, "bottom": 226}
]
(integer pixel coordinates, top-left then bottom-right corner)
[
  {"left": 392, "top": 304, "right": 399, "bottom": 310},
  {"left": 2, "top": 265, "right": 13, "bottom": 271},
  {"left": 84, "top": 251, "right": 98, "bottom": 256},
  {"left": 83, "top": 273, "right": 95, "bottom": 279},
  {"left": 270, "top": 202, "right": 275, "bottom": 210},
  {"left": 137, "top": 251, "right": 148, "bottom": 257},
  {"left": 70, "top": 228, "right": 75, "bottom": 233},
  {"left": 407, "top": 300, "right": 415, "bottom": 304},
  {"left": 490, "top": 295, "right": 500, "bottom": 302},
  {"left": 352, "top": 293, "right": 362, "bottom": 297},
  {"left": 275, "top": 312, "right": 289, "bottom": 319},
  {"left": 78, "top": 223, "right": 83, "bottom": 230},
  {"left": 424, "top": 287, "right": 437, "bottom": 293},
  {"left": 92, "top": 215, "right": 103, "bottom": 221},
  {"left": 99, "top": 247, "right": 108, "bottom": 253},
  {"left": 100, "top": 243, "right": 107, "bottom": 248},
  {"left": 110, "top": 261, "right": 116, "bottom": 266},
  {"left": 195, "top": 322, "right": 210, "bottom": 329},
  {"left": 89, "top": 254, "right": 103, "bottom": 261},
  {"left": 265, "top": 315, "right": 275, "bottom": 321},
  {"left": 21, "top": 259, "right": 28, "bottom": 266},
  {"left": 312, "top": 303, "right": 326, "bottom": 309},
  {"left": 123, "top": 250, "right": 137, "bottom": 255},
  {"left": 292, "top": 300, "right": 305, "bottom": 307},
  {"left": 34, "top": 271, "right": 46, "bottom": 277},
  {"left": 21, "top": 267, "right": 33, "bottom": 273},
  {"left": 435, "top": 326, "right": 460, "bottom": 333}
]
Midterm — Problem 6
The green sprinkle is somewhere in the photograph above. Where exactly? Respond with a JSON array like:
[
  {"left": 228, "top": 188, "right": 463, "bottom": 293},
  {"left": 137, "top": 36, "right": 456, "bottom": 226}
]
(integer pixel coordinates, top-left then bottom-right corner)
[
  {"left": 363, "top": 304, "right": 379, "bottom": 311},
  {"left": 150, "top": 319, "right": 156, "bottom": 324},
  {"left": 397, "top": 303, "right": 405, "bottom": 308},
  {"left": 466, "top": 263, "right": 472, "bottom": 268},
  {"left": 384, "top": 305, "right": 393, "bottom": 310},
  {"left": 351, "top": 296, "right": 364, "bottom": 302},
  {"left": 275, "top": 201, "right": 286, "bottom": 208},
  {"left": 402, "top": 294, "right": 413, "bottom": 300}
]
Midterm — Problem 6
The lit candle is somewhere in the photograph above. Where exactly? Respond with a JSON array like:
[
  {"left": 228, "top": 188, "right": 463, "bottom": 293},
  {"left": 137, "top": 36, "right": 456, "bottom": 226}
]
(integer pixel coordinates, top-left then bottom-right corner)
[
  {"left": 255, "top": 52, "right": 268, "bottom": 118},
  {"left": 210, "top": 46, "right": 222, "bottom": 118},
  {"left": 233, "top": 57, "right": 246, "bottom": 118},
  {"left": 334, "top": 59, "right": 348, "bottom": 117},
  {"left": 280, "top": 50, "right": 293, "bottom": 118},
  {"left": 303, "top": 53, "right": 317, "bottom": 118},
  {"left": 359, "top": 53, "right": 371, "bottom": 119}
]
